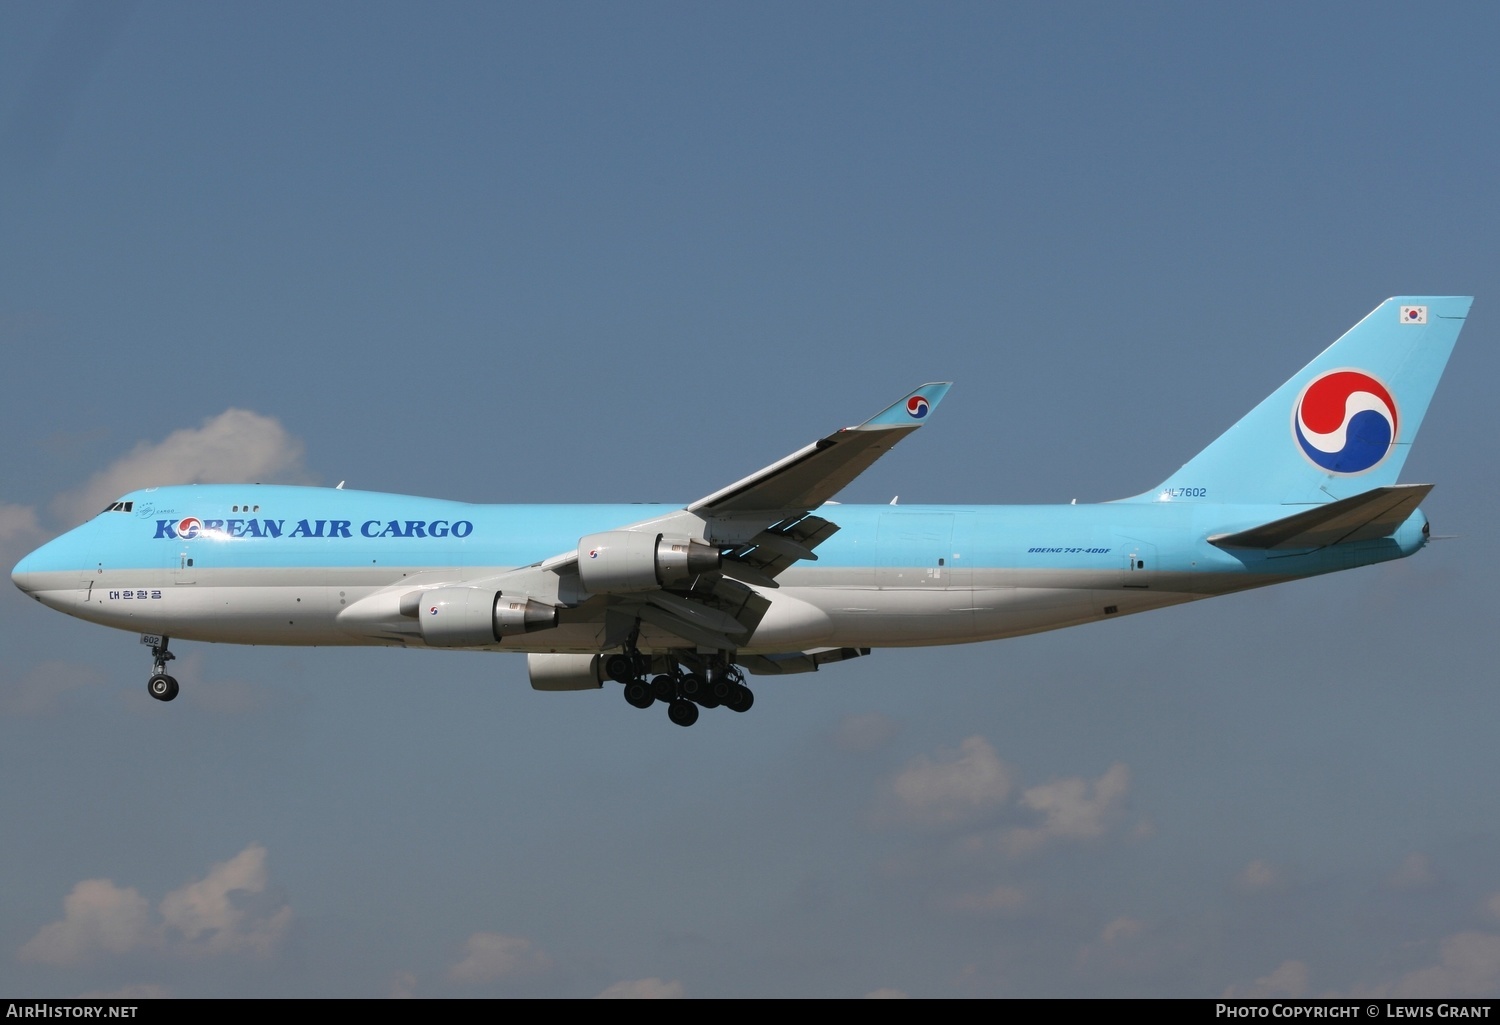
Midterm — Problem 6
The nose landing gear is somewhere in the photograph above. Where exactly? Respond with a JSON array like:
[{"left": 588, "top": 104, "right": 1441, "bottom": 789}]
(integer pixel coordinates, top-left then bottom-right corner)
[{"left": 143, "top": 634, "right": 179, "bottom": 702}]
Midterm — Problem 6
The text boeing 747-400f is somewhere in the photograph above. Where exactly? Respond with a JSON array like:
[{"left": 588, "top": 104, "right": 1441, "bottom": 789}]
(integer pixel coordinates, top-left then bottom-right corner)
[{"left": 12, "top": 297, "right": 1472, "bottom": 727}]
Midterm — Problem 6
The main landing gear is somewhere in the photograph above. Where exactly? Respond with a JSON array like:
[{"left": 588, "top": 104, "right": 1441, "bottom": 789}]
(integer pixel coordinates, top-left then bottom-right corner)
[
  {"left": 605, "top": 649, "right": 753, "bottom": 728},
  {"left": 144, "top": 635, "right": 179, "bottom": 702}
]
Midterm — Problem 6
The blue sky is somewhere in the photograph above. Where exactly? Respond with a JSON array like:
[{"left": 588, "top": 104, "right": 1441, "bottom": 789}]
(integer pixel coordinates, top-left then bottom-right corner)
[{"left": 2, "top": 1, "right": 1497, "bottom": 998}]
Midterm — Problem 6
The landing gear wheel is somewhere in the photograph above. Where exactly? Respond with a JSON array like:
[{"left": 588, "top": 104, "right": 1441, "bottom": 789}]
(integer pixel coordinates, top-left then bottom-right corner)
[
  {"left": 147, "top": 674, "right": 179, "bottom": 702},
  {"left": 651, "top": 675, "right": 675, "bottom": 702},
  {"left": 679, "top": 672, "right": 705, "bottom": 701},
  {"left": 725, "top": 684, "right": 754, "bottom": 713},
  {"left": 622, "top": 679, "right": 654, "bottom": 709},
  {"left": 604, "top": 653, "right": 635, "bottom": 684},
  {"left": 667, "top": 699, "right": 699, "bottom": 727}
]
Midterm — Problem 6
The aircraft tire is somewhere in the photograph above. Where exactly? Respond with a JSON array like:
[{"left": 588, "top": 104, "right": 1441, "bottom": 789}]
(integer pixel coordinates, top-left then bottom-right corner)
[
  {"left": 604, "top": 654, "right": 634, "bottom": 684},
  {"left": 623, "top": 680, "right": 654, "bottom": 709},
  {"left": 651, "top": 675, "right": 675, "bottom": 702},
  {"left": 725, "top": 684, "right": 753, "bottom": 713},
  {"left": 148, "top": 674, "right": 179, "bottom": 702},
  {"left": 667, "top": 699, "right": 699, "bottom": 727}
]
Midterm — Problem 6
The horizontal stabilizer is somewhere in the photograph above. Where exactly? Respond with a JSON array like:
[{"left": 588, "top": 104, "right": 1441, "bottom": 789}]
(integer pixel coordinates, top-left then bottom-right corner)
[{"left": 1208, "top": 484, "right": 1433, "bottom": 550}]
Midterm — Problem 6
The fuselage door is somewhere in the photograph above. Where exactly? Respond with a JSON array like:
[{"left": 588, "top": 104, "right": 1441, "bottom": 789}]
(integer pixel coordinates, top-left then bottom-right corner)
[
  {"left": 877, "top": 511, "right": 970, "bottom": 589},
  {"left": 174, "top": 549, "right": 196, "bottom": 584},
  {"left": 1120, "top": 538, "right": 1156, "bottom": 588}
]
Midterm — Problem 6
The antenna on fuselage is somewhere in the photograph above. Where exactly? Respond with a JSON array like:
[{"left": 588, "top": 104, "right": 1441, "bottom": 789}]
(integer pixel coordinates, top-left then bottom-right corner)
[{"left": 335, "top": 481, "right": 346, "bottom": 490}]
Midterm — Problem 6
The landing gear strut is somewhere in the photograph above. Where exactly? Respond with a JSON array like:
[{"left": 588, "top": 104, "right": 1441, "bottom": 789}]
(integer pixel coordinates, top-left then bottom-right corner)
[{"left": 144, "top": 635, "right": 179, "bottom": 702}]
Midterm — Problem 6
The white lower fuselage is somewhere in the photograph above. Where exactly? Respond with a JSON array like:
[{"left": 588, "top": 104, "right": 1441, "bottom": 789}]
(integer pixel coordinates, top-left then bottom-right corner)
[{"left": 13, "top": 489, "right": 1422, "bottom": 656}]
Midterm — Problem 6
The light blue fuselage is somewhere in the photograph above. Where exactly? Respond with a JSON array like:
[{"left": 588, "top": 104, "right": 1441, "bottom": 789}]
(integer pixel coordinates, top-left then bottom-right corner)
[{"left": 11, "top": 483, "right": 1427, "bottom": 654}]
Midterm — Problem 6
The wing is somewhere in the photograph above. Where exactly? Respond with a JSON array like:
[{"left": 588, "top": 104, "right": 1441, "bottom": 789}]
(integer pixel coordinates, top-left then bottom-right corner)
[
  {"left": 548, "top": 381, "right": 953, "bottom": 584},
  {"left": 687, "top": 382, "right": 954, "bottom": 516},
  {"left": 449, "top": 383, "right": 951, "bottom": 649},
  {"left": 342, "top": 383, "right": 952, "bottom": 652}
]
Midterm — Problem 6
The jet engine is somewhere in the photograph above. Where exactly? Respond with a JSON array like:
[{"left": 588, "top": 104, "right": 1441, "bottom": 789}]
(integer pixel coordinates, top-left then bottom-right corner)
[
  {"left": 527, "top": 653, "right": 605, "bottom": 691},
  {"left": 576, "top": 531, "right": 720, "bottom": 593},
  {"left": 412, "top": 587, "right": 558, "bottom": 647}
]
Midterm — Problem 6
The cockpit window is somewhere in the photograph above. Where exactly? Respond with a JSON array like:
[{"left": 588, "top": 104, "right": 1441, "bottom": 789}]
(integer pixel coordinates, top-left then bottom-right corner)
[{"left": 100, "top": 501, "right": 135, "bottom": 513}]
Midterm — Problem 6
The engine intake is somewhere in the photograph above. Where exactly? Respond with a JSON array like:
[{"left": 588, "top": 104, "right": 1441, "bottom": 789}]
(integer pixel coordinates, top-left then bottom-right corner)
[{"left": 577, "top": 531, "right": 720, "bottom": 593}]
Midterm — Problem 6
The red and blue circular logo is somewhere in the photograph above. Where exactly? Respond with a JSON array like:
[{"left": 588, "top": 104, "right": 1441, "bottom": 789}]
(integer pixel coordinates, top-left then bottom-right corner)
[
  {"left": 1293, "top": 370, "right": 1398, "bottom": 474},
  {"left": 906, "top": 395, "right": 930, "bottom": 419},
  {"left": 176, "top": 517, "right": 202, "bottom": 540}
]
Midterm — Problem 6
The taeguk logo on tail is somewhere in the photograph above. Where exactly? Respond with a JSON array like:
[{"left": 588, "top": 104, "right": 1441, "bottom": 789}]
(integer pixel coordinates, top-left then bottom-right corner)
[
  {"left": 906, "top": 395, "right": 930, "bottom": 419},
  {"left": 1293, "top": 369, "right": 1399, "bottom": 474}
]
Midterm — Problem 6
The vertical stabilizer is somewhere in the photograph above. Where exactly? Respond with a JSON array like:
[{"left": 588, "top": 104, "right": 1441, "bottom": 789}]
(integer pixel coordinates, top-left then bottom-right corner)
[{"left": 1122, "top": 296, "right": 1471, "bottom": 505}]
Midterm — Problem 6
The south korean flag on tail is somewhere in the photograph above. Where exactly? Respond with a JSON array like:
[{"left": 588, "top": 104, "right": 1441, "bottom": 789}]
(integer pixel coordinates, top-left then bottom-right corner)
[{"left": 1400, "top": 305, "right": 1428, "bottom": 324}]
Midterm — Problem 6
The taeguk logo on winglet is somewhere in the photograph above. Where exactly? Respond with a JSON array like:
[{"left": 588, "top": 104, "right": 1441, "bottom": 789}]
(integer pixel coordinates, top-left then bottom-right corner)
[
  {"left": 1293, "top": 370, "right": 1399, "bottom": 474},
  {"left": 906, "top": 395, "right": 930, "bottom": 419}
]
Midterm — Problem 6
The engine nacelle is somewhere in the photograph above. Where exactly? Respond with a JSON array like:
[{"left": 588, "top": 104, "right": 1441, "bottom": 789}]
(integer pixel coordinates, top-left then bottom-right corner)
[
  {"left": 413, "top": 587, "right": 558, "bottom": 647},
  {"left": 527, "top": 652, "right": 605, "bottom": 691},
  {"left": 577, "top": 531, "right": 720, "bottom": 593}
]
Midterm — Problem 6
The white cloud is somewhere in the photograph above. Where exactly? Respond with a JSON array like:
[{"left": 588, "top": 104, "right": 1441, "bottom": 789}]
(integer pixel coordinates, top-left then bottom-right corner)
[
  {"left": 0, "top": 501, "right": 42, "bottom": 543},
  {"left": 884, "top": 736, "right": 1013, "bottom": 828},
  {"left": 1353, "top": 932, "right": 1500, "bottom": 998},
  {"left": 944, "top": 884, "right": 1026, "bottom": 915},
  {"left": 1001, "top": 762, "right": 1129, "bottom": 856},
  {"left": 19, "top": 844, "right": 290, "bottom": 965},
  {"left": 78, "top": 984, "right": 172, "bottom": 1000},
  {"left": 834, "top": 711, "right": 899, "bottom": 752},
  {"left": 54, "top": 409, "right": 308, "bottom": 525},
  {"left": 19, "top": 879, "right": 153, "bottom": 965},
  {"left": 1484, "top": 893, "right": 1500, "bottom": 921},
  {"left": 1386, "top": 852, "right": 1438, "bottom": 891},
  {"left": 447, "top": 932, "right": 552, "bottom": 984},
  {"left": 1075, "top": 915, "right": 1162, "bottom": 976},
  {"left": 596, "top": 977, "right": 684, "bottom": 999},
  {"left": 1234, "top": 859, "right": 1289, "bottom": 894},
  {"left": 0, "top": 501, "right": 45, "bottom": 567},
  {"left": 158, "top": 844, "right": 290, "bottom": 955},
  {"left": 1099, "top": 916, "right": 1144, "bottom": 945},
  {"left": 0, "top": 661, "right": 106, "bottom": 717},
  {"left": 1223, "top": 959, "right": 1311, "bottom": 999}
]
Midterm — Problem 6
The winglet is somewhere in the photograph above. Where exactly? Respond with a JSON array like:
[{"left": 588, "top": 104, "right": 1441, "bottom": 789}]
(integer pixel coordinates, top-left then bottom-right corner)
[
  {"left": 685, "top": 382, "right": 954, "bottom": 515},
  {"left": 857, "top": 382, "right": 953, "bottom": 429}
]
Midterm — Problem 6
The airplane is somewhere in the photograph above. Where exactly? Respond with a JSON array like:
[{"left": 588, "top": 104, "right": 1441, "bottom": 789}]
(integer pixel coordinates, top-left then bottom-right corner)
[{"left": 10, "top": 296, "right": 1472, "bottom": 727}]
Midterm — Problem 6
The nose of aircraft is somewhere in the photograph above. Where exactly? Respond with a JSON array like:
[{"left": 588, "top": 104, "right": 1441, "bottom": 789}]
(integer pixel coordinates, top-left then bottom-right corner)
[
  {"left": 12, "top": 530, "right": 78, "bottom": 600},
  {"left": 13, "top": 546, "right": 45, "bottom": 597}
]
